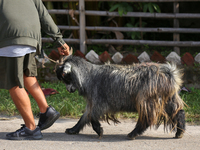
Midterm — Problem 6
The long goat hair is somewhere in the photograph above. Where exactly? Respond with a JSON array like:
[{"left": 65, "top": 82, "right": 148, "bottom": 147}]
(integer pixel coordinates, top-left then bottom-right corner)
[{"left": 56, "top": 56, "right": 185, "bottom": 140}]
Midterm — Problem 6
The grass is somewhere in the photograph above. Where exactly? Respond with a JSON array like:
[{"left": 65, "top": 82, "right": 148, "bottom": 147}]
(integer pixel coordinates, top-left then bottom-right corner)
[
  {"left": 0, "top": 81, "right": 86, "bottom": 118},
  {"left": 0, "top": 81, "right": 200, "bottom": 124},
  {"left": 180, "top": 87, "right": 200, "bottom": 124}
]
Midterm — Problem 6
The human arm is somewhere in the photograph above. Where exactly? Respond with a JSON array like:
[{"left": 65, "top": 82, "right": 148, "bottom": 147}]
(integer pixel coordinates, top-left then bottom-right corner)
[{"left": 32, "top": 0, "right": 69, "bottom": 55}]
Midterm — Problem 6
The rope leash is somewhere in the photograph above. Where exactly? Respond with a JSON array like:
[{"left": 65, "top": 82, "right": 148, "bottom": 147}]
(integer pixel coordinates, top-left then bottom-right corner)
[{"left": 41, "top": 47, "right": 73, "bottom": 72}]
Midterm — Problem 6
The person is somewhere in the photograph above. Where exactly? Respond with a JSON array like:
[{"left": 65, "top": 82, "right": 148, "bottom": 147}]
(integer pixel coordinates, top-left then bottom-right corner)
[{"left": 0, "top": 0, "right": 70, "bottom": 140}]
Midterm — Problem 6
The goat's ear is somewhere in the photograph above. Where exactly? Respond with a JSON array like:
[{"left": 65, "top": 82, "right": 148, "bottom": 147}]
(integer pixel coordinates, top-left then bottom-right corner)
[
  {"left": 56, "top": 66, "right": 64, "bottom": 80},
  {"left": 63, "top": 63, "right": 72, "bottom": 74}
]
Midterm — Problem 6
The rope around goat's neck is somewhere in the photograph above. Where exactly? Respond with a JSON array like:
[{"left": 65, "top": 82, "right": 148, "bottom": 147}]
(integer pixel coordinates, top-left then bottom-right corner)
[
  {"left": 42, "top": 52, "right": 71, "bottom": 72},
  {"left": 42, "top": 55, "right": 62, "bottom": 72},
  {"left": 41, "top": 47, "right": 73, "bottom": 70}
]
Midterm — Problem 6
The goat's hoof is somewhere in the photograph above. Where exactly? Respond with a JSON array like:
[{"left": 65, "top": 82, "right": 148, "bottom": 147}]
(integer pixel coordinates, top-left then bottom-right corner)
[
  {"left": 127, "top": 133, "right": 137, "bottom": 140},
  {"left": 98, "top": 127, "right": 103, "bottom": 139},
  {"left": 174, "top": 132, "right": 184, "bottom": 138},
  {"left": 65, "top": 128, "right": 79, "bottom": 134}
]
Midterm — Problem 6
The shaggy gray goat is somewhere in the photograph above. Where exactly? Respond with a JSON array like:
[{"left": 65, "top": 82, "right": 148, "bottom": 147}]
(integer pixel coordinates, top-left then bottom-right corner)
[{"left": 56, "top": 55, "right": 185, "bottom": 140}]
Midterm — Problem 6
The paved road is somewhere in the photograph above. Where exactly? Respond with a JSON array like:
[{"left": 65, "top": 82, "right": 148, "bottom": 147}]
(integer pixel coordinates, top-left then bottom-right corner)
[{"left": 0, "top": 116, "right": 200, "bottom": 150}]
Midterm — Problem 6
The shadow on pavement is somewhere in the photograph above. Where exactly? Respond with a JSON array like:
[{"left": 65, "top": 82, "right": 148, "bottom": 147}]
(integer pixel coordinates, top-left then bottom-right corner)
[{"left": 0, "top": 132, "right": 174, "bottom": 142}]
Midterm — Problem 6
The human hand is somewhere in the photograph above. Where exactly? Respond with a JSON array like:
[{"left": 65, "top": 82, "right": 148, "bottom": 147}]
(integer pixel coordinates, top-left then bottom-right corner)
[{"left": 57, "top": 43, "right": 70, "bottom": 56}]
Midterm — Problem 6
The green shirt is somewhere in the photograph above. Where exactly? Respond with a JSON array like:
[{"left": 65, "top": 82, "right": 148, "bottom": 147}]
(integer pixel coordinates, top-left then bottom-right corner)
[{"left": 0, "top": 0, "right": 65, "bottom": 54}]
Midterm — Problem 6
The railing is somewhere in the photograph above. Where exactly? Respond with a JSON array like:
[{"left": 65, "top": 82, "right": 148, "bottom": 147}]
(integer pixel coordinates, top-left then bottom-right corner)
[{"left": 42, "top": 0, "right": 200, "bottom": 54}]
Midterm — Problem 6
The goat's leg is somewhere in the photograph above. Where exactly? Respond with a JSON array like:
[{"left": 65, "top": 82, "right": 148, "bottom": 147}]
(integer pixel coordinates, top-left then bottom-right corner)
[
  {"left": 65, "top": 112, "right": 89, "bottom": 134},
  {"left": 127, "top": 117, "right": 149, "bottom": 140},
  {"left": 174, "top": 109, "right": 185, "bottom": 138},
  {"left": 91, "top": 119, "right": 103, "bottom": 138}
]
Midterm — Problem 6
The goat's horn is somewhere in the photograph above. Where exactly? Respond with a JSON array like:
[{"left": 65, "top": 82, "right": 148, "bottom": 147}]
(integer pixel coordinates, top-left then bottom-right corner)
[
  {"left": 69, "top": 47, "right": 73, "bottom": 55},
  {"left": 62, "top": 47, "right": 73, "bottom": 62}
]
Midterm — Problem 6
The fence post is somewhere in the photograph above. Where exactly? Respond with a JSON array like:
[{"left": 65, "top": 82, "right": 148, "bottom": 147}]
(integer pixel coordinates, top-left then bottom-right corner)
[
  {"left": 173, "top": 2, "right": 180, "bottom": 55},
  {"left": 79, "top": 0, "right": 86, "bottom": 54}
]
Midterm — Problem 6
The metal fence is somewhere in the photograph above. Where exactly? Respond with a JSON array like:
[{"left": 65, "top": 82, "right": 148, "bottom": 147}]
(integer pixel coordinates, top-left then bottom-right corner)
[{"left": 42, "top": 0, "right": 200, "bottom": 54}]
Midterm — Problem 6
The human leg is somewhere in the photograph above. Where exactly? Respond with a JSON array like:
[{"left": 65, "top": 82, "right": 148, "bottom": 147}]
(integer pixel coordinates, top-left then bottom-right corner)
[
  {"left": 9, "top": 86, "right": 36, "bottom": 130},
  {"left": 24, "top": 75, "right": 48, "bottom": 113},
  {"left": 24, "top": 75, "right": 60, "bottom": 131},
  {"left": 24, "top": 75, "right": 61, "bottom": 130},
  {"left": 0, "top": 55, "right": 42, "bottom": 140},
  {"left": 23, "top": 53, "right": 60, "bottom": 130}
]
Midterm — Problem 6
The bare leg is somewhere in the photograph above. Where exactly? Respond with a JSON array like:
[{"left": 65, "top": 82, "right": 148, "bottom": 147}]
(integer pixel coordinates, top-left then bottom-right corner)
[
  {"left": 24, "top": 75, "right": 48, "bottom": 113},
  {"left": 9, "top": 86, "right": 36, "bottom": 130}
]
